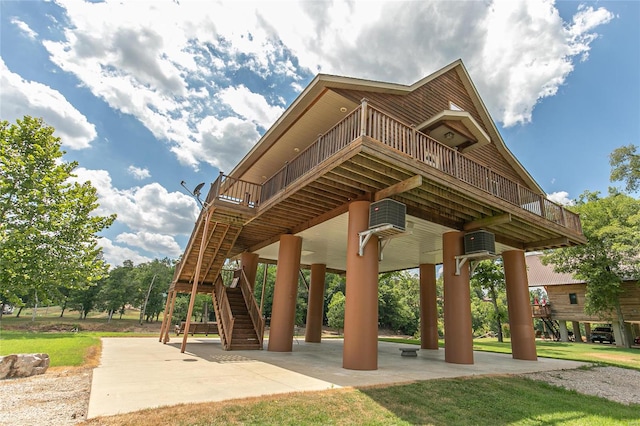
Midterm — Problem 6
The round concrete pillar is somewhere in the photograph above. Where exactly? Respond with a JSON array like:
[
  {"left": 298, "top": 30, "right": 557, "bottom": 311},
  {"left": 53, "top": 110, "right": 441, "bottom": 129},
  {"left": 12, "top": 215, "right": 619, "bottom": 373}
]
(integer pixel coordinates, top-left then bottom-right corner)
[
  {"left": 503, "top": 249, "right": 537, "bottom": 361},
  {"left": 268, "top": 234, "right": 302, "bottom": 352},
  {"left": 305, "top": 263, "right": 327, "bottom": 343},
  {"left": 240, "top": 252, "right": 260, "bottom": 291},
  {"left": 443, "top": 231, "right": 474, "bottom": 364},
  {"left": 343, "top": 201, "right": 379, "bottom": 370},
  {"left": 420, "top": 263, "right": 439, "bottom": 350}
]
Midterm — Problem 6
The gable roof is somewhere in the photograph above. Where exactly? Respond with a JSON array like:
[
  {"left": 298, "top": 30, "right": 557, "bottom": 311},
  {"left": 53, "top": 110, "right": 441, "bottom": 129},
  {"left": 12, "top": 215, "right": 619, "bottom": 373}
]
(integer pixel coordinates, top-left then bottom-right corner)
[
  {"left": 526, "top": 252, "right": 585, "bottom": 287},
  {"left": 229, "top": 59, "right": 544, "bottom": 195}
]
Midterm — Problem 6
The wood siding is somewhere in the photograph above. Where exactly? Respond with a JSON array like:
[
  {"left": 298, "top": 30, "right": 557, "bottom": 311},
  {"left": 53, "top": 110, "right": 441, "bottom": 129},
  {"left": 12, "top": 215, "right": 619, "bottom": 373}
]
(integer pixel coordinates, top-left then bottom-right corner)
[
  {"left": 547, "top": 282, "right": 640, "bottom": 323},
  {"left": 333, "top": 69, "right": 529, "bottom": 189}
]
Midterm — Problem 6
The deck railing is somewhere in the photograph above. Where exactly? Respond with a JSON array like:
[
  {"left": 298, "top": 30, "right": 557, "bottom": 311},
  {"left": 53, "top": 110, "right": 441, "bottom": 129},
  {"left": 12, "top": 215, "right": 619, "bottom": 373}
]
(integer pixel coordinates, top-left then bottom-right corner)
[
  {"left": 207, "top": 172, "right": 262, "bottom": 209},
  {"left": 212, "top": 274, "right": 234, "bottom": 350},
  {"left": 261, "top": 108, "right": 361, "bottom": 202},
  {"left": 239, "top": 268, "right": 265, "bottom": 348},
  {"left": 209, "top": 100, "right": 582, "bottom": 235}
]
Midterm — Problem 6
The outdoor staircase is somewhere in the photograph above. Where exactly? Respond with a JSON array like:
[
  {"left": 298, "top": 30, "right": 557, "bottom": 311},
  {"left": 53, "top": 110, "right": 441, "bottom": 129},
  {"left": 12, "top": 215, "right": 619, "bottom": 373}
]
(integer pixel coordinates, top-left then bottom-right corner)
[
  {"left": 541, "top": 318, "right": 561, "bottom": 341},
  {"left": 211, "top": 268, "right": 265, "bottom": 351},
  {"left": 224, "top": 287, "right": 262, "bottom": 350}
]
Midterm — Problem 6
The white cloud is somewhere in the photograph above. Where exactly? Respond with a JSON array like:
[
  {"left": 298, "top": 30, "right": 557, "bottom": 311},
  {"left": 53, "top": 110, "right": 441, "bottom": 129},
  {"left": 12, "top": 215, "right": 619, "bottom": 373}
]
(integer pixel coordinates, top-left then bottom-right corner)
[
  {"left": 41, "top": 0, "right": 614, "bottom": 171},
  {"left": 188, "top": 115, "right": 261, "bottom": 173},
  {"left": 547, "top": 191, "right": 575, "bottom": 206},
  {"left": 0, "top": 58, "right": 97, "bottom": 149},
  {"left": 11, "top": 17, "right": 38, "bottom": 40},
  {"left": 73, "top": 168, "right": 199, "bottom": 235},
  {"left": 70, "top": 168, "right": 198, "bottom": 266},
  {"left": 98, "top": 237, "right": 153, "bottom": 268},
  {"left": 127, "top": 165, "right": 151, "bottom": 180},
  {"left": 473, "top": 1, "right": 614, "bottom": 126},
  {"left": 115, "top": 231, "right": 182, "bottom": 258},
  {"left": 218, "top": 85, "right": 285, "bottom": 130}
]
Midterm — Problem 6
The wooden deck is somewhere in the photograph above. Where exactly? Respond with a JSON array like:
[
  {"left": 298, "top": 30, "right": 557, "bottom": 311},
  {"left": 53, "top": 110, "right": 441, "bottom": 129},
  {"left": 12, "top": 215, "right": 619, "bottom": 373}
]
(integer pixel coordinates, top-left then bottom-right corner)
[{"left": 171, "top": 100, "right": 586, "bottom": 289}]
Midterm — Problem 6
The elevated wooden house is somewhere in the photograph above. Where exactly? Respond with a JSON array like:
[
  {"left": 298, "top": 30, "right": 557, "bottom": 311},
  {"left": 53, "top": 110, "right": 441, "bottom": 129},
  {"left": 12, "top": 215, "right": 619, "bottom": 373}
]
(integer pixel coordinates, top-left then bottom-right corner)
[
  {"left": 160, "top": 59, "right": 586, "bottom": 369},
  {"left": 527, "top": 253, "right": 640, "bottom": 346}
]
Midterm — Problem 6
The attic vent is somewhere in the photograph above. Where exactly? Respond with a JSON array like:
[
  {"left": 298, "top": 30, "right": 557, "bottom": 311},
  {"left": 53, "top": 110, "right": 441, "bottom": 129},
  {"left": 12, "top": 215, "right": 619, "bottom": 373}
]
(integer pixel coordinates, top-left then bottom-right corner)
[
  {"left": 369, "top": 199, "right": 406, "bottom": 231},
  {"left": 464, "top": 230, "right": 495, "bottom": 255},
  {"left": 449, "top": 101, "right": 463, "bottom": 111}
]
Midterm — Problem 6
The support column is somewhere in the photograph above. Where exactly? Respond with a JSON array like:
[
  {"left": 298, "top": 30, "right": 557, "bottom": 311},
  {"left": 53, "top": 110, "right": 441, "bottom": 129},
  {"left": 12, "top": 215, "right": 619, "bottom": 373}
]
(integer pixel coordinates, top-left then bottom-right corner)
[
  {"left": 503, "top": 250, "right": 537, "bottom": 360},
  {"left": 612, "top": 321, "right": 623, "bottom": 347},
  {"left": 572, "top": 321, "right": 583, "bottom": 343},
  {"left": 419, "top": 263, "right": 439, "bottom": 350},
  {"left": 584, "top": 323, "right": 592, "bottom": 342},
  {"left": 305, "top": 264, "right": 327, "bottom": 343},
  {"left": 160, "top": 290, "right": 177, "bottom": 343},
  {"left": 343, "top": 201, "right": 379, "bottom": 370},
  {"left": 240, "top": 252, "right": 260, "bottom": 291},
  {"left": 181, "top": 208, "right": 213, "bottom": 353},
  {"left": 268, "top": 234, "right": 302, "bottom": 352},
  {"left": 558, "top": 320, "right": 569, "bottom": 342},
  {"left": 443, "top": 231, "right": 473, "bottom": 364}
]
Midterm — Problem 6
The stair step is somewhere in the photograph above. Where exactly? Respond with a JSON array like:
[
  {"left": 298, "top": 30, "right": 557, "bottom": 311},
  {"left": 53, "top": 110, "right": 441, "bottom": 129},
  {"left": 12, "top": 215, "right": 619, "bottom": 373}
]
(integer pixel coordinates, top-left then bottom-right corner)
[{"left": 230, "top": 344, "right": 262, "bottom": 350}]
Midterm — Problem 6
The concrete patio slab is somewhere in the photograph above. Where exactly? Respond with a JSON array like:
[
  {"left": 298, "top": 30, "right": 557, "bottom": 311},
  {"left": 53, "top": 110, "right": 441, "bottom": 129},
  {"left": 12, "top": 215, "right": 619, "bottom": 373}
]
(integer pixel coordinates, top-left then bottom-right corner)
[{"left": 87, "top": 337, "right": 585, "bottom": 419}]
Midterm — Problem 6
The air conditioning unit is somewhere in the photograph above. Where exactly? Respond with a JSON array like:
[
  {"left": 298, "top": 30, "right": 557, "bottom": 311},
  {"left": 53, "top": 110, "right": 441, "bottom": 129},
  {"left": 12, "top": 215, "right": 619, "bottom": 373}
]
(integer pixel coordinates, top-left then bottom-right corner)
[
  {"left": 464, "top": 230, "right": 495, "bottom": 255},
  {"left": 369, "top": 199, "right": 406, "bottom": 231}
]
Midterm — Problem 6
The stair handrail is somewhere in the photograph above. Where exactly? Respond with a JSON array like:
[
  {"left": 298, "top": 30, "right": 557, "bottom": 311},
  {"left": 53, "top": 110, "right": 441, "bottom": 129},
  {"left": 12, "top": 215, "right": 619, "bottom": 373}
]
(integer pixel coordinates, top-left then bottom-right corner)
[
  {"left": 239, "top": 267, "right": 266, "bottom": 347},
  {"left": 213, "top": 274, "right": 235, "bottom": 349}
]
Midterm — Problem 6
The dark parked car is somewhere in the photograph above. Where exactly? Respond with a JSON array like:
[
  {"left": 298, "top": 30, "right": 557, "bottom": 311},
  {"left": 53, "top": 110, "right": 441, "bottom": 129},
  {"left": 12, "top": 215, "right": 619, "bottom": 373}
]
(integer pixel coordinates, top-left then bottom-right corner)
[
  {"left": 590, "top": 326, "right": 615, "bottom": 344},
  {"left": 634, "top": 336, "right": 640, "bottom": 345}
]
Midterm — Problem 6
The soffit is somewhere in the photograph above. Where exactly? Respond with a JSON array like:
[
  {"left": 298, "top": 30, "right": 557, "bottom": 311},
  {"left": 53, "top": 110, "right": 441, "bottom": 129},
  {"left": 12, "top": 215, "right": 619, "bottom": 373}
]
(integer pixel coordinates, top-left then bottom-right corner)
[
  {"left": 238, "top": 89, "right": 360, "bottom": 184},
  {"left": 254, "top": 212, "right": 513, "bottom": 273}
]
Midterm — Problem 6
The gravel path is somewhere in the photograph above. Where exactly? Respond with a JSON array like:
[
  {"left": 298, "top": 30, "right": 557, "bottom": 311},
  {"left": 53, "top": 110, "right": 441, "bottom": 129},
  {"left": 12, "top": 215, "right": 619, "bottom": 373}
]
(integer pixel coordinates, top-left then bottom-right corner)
[{"left": 0, "top": 365, "right": 637, "bottom": 425}]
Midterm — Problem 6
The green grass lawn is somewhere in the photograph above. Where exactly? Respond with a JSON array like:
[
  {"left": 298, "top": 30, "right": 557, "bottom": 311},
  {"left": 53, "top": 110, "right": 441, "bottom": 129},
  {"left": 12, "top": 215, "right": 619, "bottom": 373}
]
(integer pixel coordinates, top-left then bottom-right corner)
[
  {"left": 0, "top": 308, "right": 162, "bottom": 367},
  {"left": 0, "top": 330, "right": 100, "bottom": 366},
  {"left": 3, "top": 322, "right": 639, "bottom": 425},
  {"left": 83, "top": 375, "right": 640, "bottom": 426},
  {"left": 379, "top": 337, "right": 640, "bottom": 370}
]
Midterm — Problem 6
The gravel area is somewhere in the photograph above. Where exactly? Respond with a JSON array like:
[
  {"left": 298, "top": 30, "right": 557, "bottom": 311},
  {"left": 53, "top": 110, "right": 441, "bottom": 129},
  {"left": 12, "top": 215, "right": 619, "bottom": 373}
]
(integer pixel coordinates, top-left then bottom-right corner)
[
  {"left": 0, "top": 367, "right": 92, "bottom": 426},
  {"left": 520, "top": 366, "right": 640, "bottom": 406},
  {"left": 0, "top": 365, "right": 637, "bottom": 425}
]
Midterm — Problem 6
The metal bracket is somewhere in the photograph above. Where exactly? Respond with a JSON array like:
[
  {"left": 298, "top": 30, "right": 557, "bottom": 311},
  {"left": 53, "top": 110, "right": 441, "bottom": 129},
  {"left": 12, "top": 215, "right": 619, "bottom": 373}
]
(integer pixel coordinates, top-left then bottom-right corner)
[
  {"left": 358, "top": 225, "right": 410, "bottom": 260},
  {"left": 454, "top": 251, "right": 499, "bottom": 275}
]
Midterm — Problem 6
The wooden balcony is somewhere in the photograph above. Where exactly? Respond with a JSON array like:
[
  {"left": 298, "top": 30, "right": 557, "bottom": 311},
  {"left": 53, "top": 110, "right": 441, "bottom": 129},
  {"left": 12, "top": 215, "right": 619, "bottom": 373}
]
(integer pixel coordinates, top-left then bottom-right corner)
[
  {"left": 206, "top": 101, "right": 582, "bottom": 236},
  {"left": 532, "top": 304, "right": 552, "bottom": 318}
]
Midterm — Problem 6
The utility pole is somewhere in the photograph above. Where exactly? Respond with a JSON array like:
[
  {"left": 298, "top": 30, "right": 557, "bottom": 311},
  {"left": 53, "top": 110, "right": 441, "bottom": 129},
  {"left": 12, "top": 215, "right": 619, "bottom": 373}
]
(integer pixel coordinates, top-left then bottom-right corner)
[{"left": 140, "top": 274, "right": 158, "bottom": 325}]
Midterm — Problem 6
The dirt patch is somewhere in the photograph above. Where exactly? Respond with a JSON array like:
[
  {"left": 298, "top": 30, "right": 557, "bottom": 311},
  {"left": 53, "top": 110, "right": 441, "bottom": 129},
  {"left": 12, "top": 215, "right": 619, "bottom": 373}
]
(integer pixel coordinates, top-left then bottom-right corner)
[{"left": 1, "top": 319, "right": 163, "bottom": 334}]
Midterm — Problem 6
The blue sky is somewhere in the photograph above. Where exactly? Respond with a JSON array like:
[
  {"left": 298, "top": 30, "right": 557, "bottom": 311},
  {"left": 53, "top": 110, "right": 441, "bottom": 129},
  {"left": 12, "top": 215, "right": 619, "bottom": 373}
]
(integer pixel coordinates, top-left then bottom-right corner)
[{"left": 1, "top": 0, "right": 638, "bottom": 267}]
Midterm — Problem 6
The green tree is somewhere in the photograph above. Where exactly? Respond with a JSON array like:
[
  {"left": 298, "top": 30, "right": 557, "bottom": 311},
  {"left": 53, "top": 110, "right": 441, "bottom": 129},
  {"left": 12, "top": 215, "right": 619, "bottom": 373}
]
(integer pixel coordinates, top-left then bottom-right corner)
[
  {"left": 97, "top": 260, "right": 137, "bottom": 321},
  {"left": 65, "top": 280, "right": 102, "bottom": 319},
  {"left": 378, "top": 271, "right": 420, "bottom": 335},
  {"left": 133, "top": 258, "right": 174, "bottom": 323},
  {"left": 543, "top": 189, "right": 640, "bottom": 347},
  {"left": 471, "top": 260, "right": 507, "bottom": 342},
  {"left": 324, "top": 273, "right": 345, "bottom": 325},
  {"left": 0, "top": 117, "right": 115, "bottom": 316},
  {"left": 326, "top": 291, "right": 345, "bottom": 333},
  {"left": 254, "top": 263, "right": 275, "bottom": 322},
  {"left": 296, "top": 269, "right": 309, "bottom": 326},
  {"left": 610, "top": 144, "right": 640, "bottom": 194}
]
